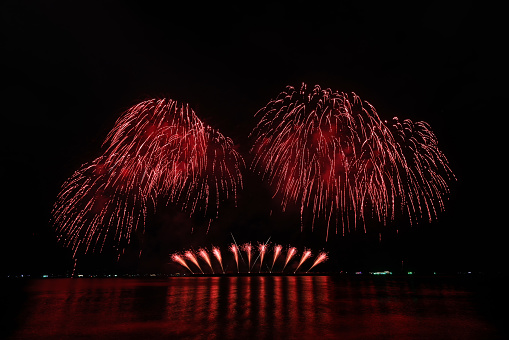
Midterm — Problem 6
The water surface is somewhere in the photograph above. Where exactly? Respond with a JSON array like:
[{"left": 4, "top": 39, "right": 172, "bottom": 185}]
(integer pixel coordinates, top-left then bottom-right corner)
[{"left": 5, "top": 276, "right": 504, "bottom": 339}]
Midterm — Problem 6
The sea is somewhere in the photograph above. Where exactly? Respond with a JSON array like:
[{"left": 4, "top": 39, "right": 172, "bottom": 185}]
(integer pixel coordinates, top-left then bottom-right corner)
[{"left": 3, "top": 275, "right": 506, "bottom": 339}]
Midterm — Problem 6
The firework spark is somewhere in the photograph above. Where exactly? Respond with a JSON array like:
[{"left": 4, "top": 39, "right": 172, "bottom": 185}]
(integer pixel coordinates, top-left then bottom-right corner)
[
  {"left": 242, "top": 243, "right": 253, "bottom": 272},
  {"left": 171, "top": 254, "right": 194, "bottom": 274},
  {"left": 294, "top": 249, "right": 312, "bottom": 273},
  {"left": 172, "top": 244, "right": 327, "bottom": 274},
  {"left": 52, "top": 98, "right": 243, "bottom": 256},
  {"left": 250, "top": 83, "right": 454, "bottom": 238},
  {"left": 185, "top": 250, "right": 204, "bottom": 274},
  {"left": 307, "top": 252, "right": 328, "bottom": 272},
  {"left": 230, "top": 244, "right": 240, "bottom": 273},
  {"left": 198, "top": 248, "right": 214, "bottom": 273},
  {"left": 282, "top": 247, "right": 297, "bottom": 272},
  {"left": 271, "top": 244, "right": 282, "bottom": 273},
  {"left": 387, "top": 117, "right": 454, "bottom": 222},
  {"left": 212, "top": 246, "right": 224, "bottom": 273},
  {"left": 258, "top": 242, "right": 268, "bottom": 272}
]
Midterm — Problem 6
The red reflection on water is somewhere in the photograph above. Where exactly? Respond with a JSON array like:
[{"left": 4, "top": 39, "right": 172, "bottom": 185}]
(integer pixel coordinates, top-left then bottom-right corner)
[
  {"left": 286, "top": 276, "right": 297, "bottom": 328},
  {"left": 10, "top": 277, "right": 502, "bottom": 339},
  {"left": 258, "top": 276, "right": 267, "bottom": 339},
  {"left": 226, "top": 277, "right": 237, "bottom": 339},
  {"left": 273, "top": 276, "right": 283, "bottom": 334},
  {"left": 208, "top": 277, "right": 219, "bottom": 326},
  {"left": 243, "top": 277, "right": 252, "bottom": 330},
  {"left": 301, "top": 276, "right": 315, "bottom": 326}
]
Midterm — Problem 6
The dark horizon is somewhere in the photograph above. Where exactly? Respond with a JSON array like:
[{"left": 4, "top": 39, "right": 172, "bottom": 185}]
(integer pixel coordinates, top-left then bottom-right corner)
[{"left": 2, "top": 2, "right": 503, "bottom": 277}]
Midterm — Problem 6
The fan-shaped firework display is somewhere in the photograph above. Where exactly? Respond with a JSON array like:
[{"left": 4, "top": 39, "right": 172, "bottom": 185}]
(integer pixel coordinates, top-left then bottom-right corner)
[
  {"left": 250, "top": 83, "right": 454, "bottom": 238},
  {"left": 171, "top": 244, "right": 328, "bottom": 274},
  {"left": 52, "top": 99, "right": 243, "bottom": 255}
]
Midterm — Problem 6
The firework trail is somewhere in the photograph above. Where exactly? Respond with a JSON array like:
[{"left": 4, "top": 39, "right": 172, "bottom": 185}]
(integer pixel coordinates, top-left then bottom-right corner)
[
  {"left": 271, "top": 244, "right": 282, "bottom": 273},
  {"left": 242, "top": 243, "right": 252, "bottom": 272},
  {"left": 230, "top": 244, "right": 240, "bottom": 273},
  {"left": 200, "top": 127, "right": 244, "bottom": 217},
  {"left": 171, "top": 254, "right": 194, "bottom": 274},
  {"left": 185, "top": 250, "right": 204, "bottom": 274},
  {"left": 52, "top": 98, "right": 243, "bottom": 256},
  {"left": 387, "top": 117, "right": 454, "bottom": 222},
  {"left": 258, "top": 243, "right": 268, "bottom": 272},
  {"left": 52, "top": 156, "right": 149, "bottom": 256},
  {"left": 198, "top": 248, "right": 214, "bottom": 273},
  {"left": 294, "top": 249, "right": 312, "bottom": 273},
  {"left": 212, "top": 246, "right": 224, "bottom": 273},
  {"left": 249, "top": 238, "right": 270, "bottom": 272},
  {"left": 250, "top": 83, "right": 454, "bottom": 238},
  {"left": 307, "top": 252, "right": 328, "bottom": 272},
  {"left": 282, "top": 247, "right": 297, "bottom": 272}
]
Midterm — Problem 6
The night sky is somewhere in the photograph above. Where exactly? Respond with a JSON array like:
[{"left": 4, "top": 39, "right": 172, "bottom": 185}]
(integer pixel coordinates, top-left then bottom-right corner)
[{"left": 2, "top": 1, "right": 503, "bottom": 275}]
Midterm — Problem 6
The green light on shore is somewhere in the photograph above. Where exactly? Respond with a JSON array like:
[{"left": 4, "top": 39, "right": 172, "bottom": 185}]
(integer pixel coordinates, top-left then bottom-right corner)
[{"left": 369, "top": 271, "right": 392, "bottom": 275}]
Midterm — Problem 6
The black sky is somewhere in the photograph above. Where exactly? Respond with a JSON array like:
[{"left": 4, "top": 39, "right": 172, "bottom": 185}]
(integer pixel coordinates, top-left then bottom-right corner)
[{"left": 2, "top": 1, "right": 504, "bottom": 275}]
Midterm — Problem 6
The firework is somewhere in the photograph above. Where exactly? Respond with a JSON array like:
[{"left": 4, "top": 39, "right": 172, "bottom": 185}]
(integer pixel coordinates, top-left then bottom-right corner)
[
  {"left": 258, "top": 243, "right": 268, "bottom": 272},
  {"left": 171, "top": 244, "right": 328, "bottom": 274},
  {"left": 271, "top": 244, "right": 282, "bottom": 273},
  {"left": 307, "top": 252, "right": 328, "bottom": 272},
  {"left": 212, "top": 246, "right": 224, "bottom": 273},
  {"left": 185, "top": 250, "right": 204, "bottom": 274},
  {"left": 53, "top": 98, "right": 243, "bottom": 256},
  {"left": 242, "top": 243, "right": 253, "bottom": 272},
  {"left": 198, "top": 248, "right": 214, "bottom": 273},
  {"left": 230, "top": 244, "right": 240, "bottom": 273},
  {"left": 387, "top": 117, "right": 454, "bottom": 222},
  {"left": 199, "top": 127, "right": 244, "bottom": 218},
  {"left": 282, "top": 247, "right": 297, "bottom": 272},
  {"left": 250, "top": 83, "right": 454, "bottom": 238},
  {"left": 294, "top": 249, "right": 312, "bottom": 273},
  {"left": 171, "top": 254, "right": 194, "bottom": 274}
]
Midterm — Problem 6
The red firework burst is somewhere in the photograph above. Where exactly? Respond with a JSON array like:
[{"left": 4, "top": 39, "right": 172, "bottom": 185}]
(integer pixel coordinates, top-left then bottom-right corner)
[
  {"left": 250, "top": 83, "right": 454, "bottom": 238},
  {"left": 52, "top": 98, "right": 243, "bottom": 255}
]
